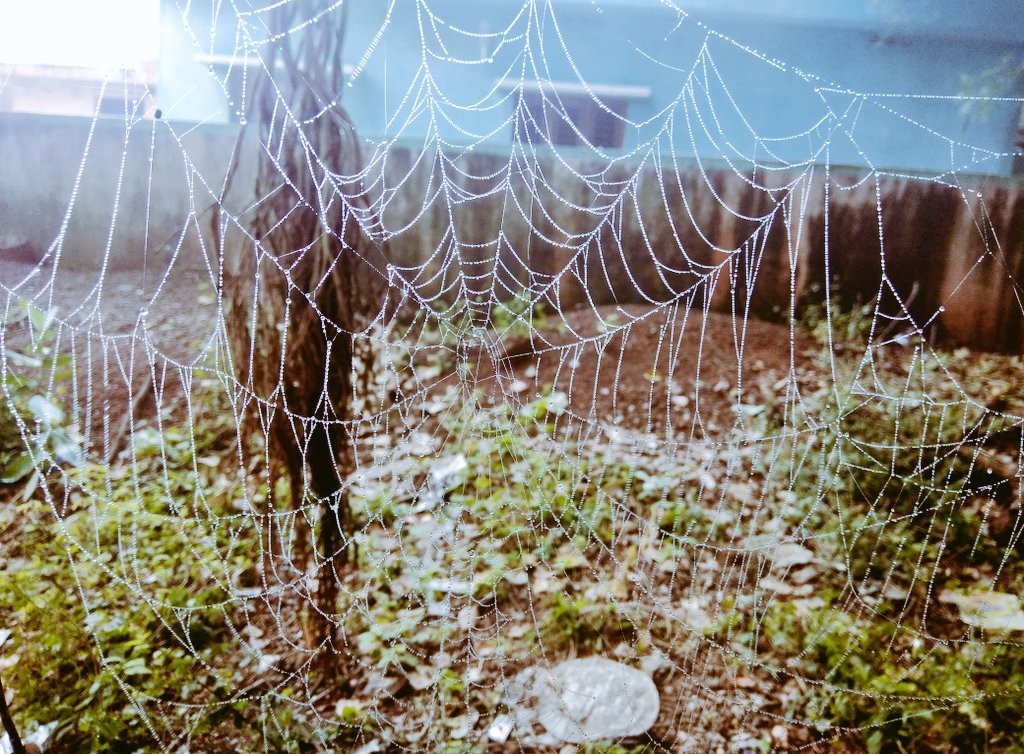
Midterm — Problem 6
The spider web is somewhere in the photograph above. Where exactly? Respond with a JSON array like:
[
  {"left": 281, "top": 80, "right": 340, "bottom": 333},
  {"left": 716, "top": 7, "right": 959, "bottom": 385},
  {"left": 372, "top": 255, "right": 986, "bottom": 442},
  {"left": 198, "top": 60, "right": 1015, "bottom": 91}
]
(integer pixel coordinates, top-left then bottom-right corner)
[{"left": 2, "top": 1, "right": 1024, "bottom": 752}]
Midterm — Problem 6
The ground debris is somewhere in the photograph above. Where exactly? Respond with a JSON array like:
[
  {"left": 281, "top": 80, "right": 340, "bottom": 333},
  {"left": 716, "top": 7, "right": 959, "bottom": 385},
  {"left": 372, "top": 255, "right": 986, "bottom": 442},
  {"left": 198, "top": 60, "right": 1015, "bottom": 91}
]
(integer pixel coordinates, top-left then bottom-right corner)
[{"left": 939, "top": 589, "right": 1024, "bottom": 631}]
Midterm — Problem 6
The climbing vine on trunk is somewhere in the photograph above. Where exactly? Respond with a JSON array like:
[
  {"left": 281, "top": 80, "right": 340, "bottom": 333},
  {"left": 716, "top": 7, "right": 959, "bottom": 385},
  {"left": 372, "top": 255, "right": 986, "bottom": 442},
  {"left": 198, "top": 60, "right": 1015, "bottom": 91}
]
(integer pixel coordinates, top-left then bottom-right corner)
[{"left": 217, "top": 0, "right": 387, "bottom": 670}]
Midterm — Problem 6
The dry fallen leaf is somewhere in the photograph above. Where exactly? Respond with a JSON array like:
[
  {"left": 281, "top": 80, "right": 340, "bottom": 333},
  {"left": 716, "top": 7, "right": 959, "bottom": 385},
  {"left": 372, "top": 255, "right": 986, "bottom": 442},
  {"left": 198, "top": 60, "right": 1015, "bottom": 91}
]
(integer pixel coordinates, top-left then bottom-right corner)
[
  {"left": 769, "top": 542, "right": 815, "bottom": 569},
  {"left": 759, "top": 575, "right": 815, "bottom": 597},
  {"left": 677, "top": 598, "right": 713, "bottom": 630},
  {"left": 409, "top": 665, "right": 436, "bottom": 690},
  {"left": 939, "top": 590, "right": 1024, "bottom": 632}
]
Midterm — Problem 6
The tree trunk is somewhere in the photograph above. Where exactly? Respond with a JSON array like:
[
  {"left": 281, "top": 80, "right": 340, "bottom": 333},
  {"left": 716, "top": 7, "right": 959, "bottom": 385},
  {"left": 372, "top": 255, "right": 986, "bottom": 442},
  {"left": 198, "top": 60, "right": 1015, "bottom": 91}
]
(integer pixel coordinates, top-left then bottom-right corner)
[{"left": 217, "top": 0, "right": 386, "bottom": 672}]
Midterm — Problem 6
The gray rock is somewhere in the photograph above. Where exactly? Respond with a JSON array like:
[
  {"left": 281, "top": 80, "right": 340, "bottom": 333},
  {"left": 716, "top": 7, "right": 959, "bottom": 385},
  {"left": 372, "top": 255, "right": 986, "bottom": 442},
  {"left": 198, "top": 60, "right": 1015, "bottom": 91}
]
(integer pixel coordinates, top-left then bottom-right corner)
[{"left": 518, "top": 658, "right": 661, "bottom": 743}]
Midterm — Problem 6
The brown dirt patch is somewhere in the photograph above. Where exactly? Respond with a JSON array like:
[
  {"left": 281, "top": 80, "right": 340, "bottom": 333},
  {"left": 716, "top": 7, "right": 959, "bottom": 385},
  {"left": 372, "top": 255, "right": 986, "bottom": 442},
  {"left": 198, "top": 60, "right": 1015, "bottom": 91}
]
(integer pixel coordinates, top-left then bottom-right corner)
[
  {"left": 476, "top": 303, "right": 821, "bottom": 440},
  {"left": 3, "top": 258, "right": 822, "bottom": 450},
  {"left": 1, "top": 258, "right": 219, "bottom": 456}
]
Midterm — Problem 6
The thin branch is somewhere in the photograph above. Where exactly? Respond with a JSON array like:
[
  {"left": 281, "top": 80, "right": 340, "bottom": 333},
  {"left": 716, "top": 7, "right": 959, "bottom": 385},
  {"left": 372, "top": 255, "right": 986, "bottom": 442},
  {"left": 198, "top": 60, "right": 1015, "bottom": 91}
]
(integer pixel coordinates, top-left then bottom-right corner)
[{"left": 0, "top": 672, "right": 27, "bottom": 754}]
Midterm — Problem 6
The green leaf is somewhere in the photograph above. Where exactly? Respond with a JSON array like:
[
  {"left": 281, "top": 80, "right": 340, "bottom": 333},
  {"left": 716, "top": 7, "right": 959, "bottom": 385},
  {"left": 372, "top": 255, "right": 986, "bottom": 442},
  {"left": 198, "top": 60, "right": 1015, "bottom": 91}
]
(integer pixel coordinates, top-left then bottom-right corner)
[
  {"left": 866, "top": 729, "right": 884, "bottom": 754},
  {"left": 26, "top": 302, "right": 57, "bottom": 345},
  {"left": 20, "top": 468, "right": 40, "bottom": 501},
  {"left": 3, "top": 349, "right": 43, "bottom": 369},
  {"left": 1, "top": 451, "right": 35, "bottom": 483},
  {"left": 121, "top": 658, "right": 151, "bottom": 677},
  {"left": 28, "top": 395, "right": 64, "bottom": 425}
]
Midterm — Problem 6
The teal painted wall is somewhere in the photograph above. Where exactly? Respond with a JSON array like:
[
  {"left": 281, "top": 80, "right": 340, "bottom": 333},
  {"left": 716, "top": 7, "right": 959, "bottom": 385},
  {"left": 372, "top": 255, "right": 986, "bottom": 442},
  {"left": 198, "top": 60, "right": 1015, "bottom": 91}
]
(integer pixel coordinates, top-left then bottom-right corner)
[{"left": 157, "top": 0, "right": 1024, "bottom": 175}]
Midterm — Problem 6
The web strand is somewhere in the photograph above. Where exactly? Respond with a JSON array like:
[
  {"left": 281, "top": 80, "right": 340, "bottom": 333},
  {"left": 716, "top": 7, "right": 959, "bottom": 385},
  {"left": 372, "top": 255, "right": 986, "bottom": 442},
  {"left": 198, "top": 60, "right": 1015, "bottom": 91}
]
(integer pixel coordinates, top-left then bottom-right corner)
[{"left": 2, "top": 2, "right": 1024, "bottom": 752}]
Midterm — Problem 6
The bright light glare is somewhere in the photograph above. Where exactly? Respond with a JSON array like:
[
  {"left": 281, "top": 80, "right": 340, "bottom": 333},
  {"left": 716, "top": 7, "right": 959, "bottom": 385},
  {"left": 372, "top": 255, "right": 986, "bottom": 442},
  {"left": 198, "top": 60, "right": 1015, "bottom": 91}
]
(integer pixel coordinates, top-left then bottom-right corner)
[{"left": 0, "top": 0, "right": 159, "bottom": 68}]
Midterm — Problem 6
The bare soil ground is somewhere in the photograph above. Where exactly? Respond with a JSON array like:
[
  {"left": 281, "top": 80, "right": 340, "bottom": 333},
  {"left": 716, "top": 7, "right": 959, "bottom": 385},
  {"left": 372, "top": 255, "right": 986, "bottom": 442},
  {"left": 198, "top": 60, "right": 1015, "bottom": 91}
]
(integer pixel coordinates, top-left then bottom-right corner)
[
  {"left": 0, "top": 258, "right": 217, "bottom": 360},
  {"left": 476, "top": 302, "right": 820, "bottom": 441},
  {"left": 1, "top": 258, "right": 220, "bottom": 456},
  {"left": 3, "top": 258, "right": 819, "bottom": 451}
]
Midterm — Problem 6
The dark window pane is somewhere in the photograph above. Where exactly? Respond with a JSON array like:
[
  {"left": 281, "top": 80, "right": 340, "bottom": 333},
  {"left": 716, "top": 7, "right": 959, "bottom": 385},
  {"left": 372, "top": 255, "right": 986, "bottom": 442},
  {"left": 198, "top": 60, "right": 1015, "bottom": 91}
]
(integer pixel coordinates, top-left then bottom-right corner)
[{"left": 517, "top": 90, "right": 628, "bottom": 148}]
